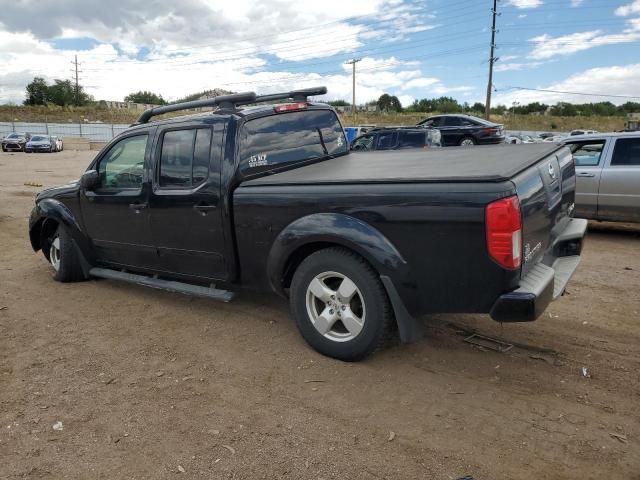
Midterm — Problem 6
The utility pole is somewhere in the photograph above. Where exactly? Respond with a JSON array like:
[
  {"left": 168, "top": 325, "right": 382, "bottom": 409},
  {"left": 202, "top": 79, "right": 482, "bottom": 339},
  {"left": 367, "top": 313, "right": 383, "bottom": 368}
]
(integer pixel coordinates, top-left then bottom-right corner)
[
  {"left": 485, "top": 0, "right": 498, "bottom": 120},
  {"left": 70, "top": 55, "right": 82, "bottom": 106},
  {"left": 345, "top": 58, "right": 362, "bottom": 117}
]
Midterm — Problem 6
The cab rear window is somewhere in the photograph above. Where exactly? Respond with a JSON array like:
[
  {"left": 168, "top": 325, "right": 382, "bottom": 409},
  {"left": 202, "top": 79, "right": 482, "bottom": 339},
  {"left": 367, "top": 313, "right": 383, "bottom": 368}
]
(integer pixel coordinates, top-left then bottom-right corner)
[{"left": 239, "top": 109, "right": 347, "bottom": 176}]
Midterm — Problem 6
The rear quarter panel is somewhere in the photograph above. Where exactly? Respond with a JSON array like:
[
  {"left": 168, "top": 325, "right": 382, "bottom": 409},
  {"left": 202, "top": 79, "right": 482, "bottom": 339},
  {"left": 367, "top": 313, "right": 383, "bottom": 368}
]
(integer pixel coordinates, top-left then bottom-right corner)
[{"left": 233, "top": 182, "right": 519, "bottom": 316}]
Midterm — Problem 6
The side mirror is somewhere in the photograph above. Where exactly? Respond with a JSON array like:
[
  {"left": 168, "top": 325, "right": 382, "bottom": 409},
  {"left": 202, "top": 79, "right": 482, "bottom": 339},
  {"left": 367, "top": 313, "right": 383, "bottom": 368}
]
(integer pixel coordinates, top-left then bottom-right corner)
[{"left": 80, "top": 170, "right": 100, "bottom": 190}]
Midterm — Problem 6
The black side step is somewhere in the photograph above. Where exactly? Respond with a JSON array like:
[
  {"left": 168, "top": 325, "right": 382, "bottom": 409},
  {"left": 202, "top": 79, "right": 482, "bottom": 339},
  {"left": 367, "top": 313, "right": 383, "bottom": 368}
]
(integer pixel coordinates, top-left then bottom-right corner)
[{"left": 89, "top": 268, "right": 234, "bottom": 302}]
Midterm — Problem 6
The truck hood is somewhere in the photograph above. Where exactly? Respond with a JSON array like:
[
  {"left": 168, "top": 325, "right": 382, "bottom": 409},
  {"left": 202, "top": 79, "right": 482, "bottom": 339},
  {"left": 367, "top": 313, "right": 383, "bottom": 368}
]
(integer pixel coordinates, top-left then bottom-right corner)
[{"left": 241, "top": 144, "right": 567, "bottom": 186}]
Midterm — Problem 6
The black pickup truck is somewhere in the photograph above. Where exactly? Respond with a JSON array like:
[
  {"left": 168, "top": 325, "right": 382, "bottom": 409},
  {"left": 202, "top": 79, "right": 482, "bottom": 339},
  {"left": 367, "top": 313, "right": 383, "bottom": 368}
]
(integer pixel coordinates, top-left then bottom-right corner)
[{"left": 29, "top": 87, "right": 587, "bottom": 361}]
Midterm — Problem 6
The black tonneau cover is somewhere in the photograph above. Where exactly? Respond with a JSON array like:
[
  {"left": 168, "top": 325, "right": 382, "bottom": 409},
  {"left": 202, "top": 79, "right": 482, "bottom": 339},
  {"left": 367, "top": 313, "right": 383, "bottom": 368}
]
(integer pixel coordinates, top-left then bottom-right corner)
[{"left": 242, "top": 144, "right": 565, "bottom": 186}]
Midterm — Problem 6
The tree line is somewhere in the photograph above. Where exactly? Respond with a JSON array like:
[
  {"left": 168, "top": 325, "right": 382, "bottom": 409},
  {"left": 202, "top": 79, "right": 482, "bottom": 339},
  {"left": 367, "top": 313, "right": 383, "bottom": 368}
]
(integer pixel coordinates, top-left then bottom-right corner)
[
  {"left": 331, "top": 93, "right": 640, "bottom": 117},
  {"left": 22, "top": 76, "right": 640, "bottom": 117}
]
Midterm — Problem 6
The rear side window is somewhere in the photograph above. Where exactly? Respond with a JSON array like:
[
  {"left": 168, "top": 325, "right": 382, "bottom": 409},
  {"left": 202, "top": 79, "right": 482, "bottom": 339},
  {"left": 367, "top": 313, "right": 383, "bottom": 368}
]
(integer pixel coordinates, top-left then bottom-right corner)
[
  {"left": 611, "top": 138, "right": 640, "bottom": 166},
  {"left": 376, "top": 132, "right": 397, "bottom": 150},
  {"left": 399, "top": 131, "right": 426, "bottom": 148},
  {"left": 420, "top": 117, "right": 441, "bottom": 127},
  {"left": 567, "top": 141, "right": 605, "bottom": 166},
  {"left": 444, "top": 117, "right": 462, "bottom": 127},
  {"left": 239, "top": 109, "right": 347, "bottom": 175},
  {"left": 159, "top": 128, "right": 212, "bottom": 187}
]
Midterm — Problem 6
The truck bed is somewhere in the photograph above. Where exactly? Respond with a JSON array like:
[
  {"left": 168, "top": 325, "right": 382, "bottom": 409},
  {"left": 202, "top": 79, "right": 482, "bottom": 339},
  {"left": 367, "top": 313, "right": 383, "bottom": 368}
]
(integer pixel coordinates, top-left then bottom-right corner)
[{"left": 242, "top": 144, "right": 565, "bottom": 186}]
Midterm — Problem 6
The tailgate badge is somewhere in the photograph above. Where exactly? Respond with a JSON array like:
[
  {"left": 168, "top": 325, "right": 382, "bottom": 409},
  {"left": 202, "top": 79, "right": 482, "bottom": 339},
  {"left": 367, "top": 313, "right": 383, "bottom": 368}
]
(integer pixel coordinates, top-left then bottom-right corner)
[{"left": 548, "top": 162, "right": 557, "bottom": 180}]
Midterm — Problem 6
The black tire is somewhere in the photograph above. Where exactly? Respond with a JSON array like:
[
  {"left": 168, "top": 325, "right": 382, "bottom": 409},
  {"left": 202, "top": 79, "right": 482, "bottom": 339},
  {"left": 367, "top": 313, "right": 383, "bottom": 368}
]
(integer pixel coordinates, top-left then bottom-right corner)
[
  {"left": 45, "top": 226, "right": 85, "bottom": 282},
  {"left": 459, "top": 136, "right": 476, "bottom": 146},
  {"left": 289, "top": 247, "right": 394, "bottom": 361},
  {"left": 1, "top": 146, "right": 6, "bottom": 152}
]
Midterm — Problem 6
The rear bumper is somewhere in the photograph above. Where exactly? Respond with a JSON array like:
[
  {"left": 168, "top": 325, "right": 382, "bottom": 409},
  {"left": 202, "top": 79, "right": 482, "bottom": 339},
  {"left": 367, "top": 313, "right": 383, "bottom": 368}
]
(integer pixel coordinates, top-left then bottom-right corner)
[{"left": 490, "top": 218, "right": 587, "bottom": 322}]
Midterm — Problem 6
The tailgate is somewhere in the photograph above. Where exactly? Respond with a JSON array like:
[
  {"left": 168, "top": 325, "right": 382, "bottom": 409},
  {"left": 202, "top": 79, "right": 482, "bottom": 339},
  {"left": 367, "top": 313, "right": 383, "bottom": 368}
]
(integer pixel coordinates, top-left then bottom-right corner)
[{"left": 512, "top": 146, "right": 578, "bottom": 277}]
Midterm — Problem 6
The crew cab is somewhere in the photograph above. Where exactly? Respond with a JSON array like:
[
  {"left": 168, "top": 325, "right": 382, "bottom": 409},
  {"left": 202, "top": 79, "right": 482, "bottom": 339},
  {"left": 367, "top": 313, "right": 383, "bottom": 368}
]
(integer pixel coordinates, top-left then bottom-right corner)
[
  {"left": 562, "top": 132, "right": 640, "bottom": 223},
  {"left": 29, "top": 87, "right": 586, "bottom": 361}
]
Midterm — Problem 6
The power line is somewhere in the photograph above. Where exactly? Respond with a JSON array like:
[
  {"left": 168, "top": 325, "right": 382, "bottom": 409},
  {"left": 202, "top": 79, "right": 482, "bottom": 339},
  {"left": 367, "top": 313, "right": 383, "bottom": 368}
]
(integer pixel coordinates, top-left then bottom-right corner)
[
  {"left": 500, "top": 86, "right": 640, "bottom": 100},
  {"left": 485, "top": 0, "right": 498, "bottom": 119},
  {"left": 344, "top": 58, "right": 362, "bottom": 114},
  {"left": 70, "top": 54, "right": 82, "bottom": 106}
]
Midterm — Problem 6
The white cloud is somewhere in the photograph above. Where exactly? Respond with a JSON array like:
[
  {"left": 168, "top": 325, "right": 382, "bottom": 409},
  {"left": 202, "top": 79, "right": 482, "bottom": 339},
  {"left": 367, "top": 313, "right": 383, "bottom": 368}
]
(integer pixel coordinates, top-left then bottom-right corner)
[
  {"left": 494, "top": 61, "right": 544, "bottom": 72},
  {"left": 528, "top": 19, "right": 640, "bottom": 59},
  {"left": 570, "top": 0, "right": 585, "bottom": 6},
  {"left": 507, "top": 0, "right": 543, "bottom": 9},
  {"left": 615, "top": 0, "right": 640, "bottom": 16},
  {"left": 0, "top": 28, "right": 472, "bottom": 105},
  {"left": 494, "top": 63, "right": 640, "bottom": 106}
]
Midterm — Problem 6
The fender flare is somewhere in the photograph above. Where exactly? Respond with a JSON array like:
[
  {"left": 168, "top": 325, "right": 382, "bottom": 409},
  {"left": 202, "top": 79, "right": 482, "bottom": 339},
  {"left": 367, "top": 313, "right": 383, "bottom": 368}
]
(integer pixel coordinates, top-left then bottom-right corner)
[
  {"left": 266, "top": 213, "right": 423, "bottom": 342},
  {"left": 29, "top": 199, "right": 93, "bottom": 276}
]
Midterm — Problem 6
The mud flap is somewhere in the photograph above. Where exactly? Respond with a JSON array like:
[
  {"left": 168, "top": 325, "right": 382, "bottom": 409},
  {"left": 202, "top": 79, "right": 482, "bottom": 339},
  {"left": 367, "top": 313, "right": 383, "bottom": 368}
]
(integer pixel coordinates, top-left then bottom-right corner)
[{"left": 380, "top": 275, "right": 423, "bottom": 343}]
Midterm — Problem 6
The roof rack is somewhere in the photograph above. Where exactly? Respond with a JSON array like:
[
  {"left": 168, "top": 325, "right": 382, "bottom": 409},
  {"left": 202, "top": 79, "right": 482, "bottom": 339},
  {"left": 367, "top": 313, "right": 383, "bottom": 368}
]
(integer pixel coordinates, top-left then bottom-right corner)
[
  {"left": 254, "top": 86, "right": 327, "bottom": 104},
  {"left": 134, "top": 86, "right": 328, "bottom": 125},
  {"left": 135, "top": 92, "right": 256, "bottom": 124}
]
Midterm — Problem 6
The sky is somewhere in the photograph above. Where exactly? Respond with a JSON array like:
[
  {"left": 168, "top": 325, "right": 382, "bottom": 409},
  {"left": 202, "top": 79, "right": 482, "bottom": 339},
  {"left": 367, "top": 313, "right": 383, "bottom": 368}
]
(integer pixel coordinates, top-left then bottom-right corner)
[{"left": 0, "top": 0, "right": 639, "bottom": 107}]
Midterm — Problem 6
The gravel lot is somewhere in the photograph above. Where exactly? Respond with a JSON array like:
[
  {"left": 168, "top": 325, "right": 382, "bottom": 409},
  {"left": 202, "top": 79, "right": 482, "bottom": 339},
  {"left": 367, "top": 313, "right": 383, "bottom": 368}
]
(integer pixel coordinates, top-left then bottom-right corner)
[{"left": 1, "top": 150, "right": 639, "bottom": 480}]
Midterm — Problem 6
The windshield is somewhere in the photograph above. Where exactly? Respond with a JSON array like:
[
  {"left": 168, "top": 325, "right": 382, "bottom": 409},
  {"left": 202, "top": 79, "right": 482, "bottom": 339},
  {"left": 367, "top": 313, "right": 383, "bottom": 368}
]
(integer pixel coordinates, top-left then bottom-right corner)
[
  {"left": 31, "top": 136, "right": 48, "bottom": 142},
  {"left": 351, "top": 135, "right": 374, "bottom": 151}
]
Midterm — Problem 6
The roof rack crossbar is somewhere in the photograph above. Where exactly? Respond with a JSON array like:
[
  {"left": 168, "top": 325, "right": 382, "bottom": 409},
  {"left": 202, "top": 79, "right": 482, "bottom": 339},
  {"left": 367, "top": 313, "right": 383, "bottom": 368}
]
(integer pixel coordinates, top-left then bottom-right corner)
[
  {"left": 253, "top": 86, "right": 327, "bottom": 104},
  {"left": 135, "top": 91, "right": 257, "bottom": 124},
  {"left": 134, "top": 86, "right": 327, "bottom": 124}
]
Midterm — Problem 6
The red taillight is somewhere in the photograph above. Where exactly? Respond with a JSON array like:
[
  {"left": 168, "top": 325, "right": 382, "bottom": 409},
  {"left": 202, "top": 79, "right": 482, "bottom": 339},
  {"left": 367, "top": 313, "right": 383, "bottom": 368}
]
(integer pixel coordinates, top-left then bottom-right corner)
[
  {"left": 274, "top": 102, "right": 307, "bottom": 113},
  {"left": 486, "top": 196, "right": 522, "bottom": 270},
  {"left": 483, "top": 127, "right": 498, "bottom": 135}
]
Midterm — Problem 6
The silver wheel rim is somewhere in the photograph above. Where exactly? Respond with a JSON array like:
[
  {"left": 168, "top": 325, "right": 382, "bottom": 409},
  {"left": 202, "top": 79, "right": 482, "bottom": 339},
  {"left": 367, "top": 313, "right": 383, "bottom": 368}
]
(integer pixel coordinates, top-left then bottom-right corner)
[
  {"left": 305, "top": 271, "right": 366, "bottom": 342},
  {"left": 50, "top": 237, "right": 61, "bottom": 272},
  {"left": 460, "top": 139, "right": 474, "bottom": 146}
]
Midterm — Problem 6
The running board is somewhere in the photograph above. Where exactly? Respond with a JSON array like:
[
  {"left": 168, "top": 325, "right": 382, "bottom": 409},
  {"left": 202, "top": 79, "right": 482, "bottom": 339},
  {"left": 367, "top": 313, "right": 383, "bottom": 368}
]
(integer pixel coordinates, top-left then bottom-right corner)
[{"left": 89, "top": 267, "right": 234, "bottom": 302}]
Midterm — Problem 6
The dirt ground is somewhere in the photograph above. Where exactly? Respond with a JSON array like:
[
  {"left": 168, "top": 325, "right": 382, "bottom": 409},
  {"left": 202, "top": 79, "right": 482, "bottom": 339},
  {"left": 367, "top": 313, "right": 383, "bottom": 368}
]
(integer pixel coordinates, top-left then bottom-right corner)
[{"left": 1, "top": 150, "right": 639, "bottom": 480}]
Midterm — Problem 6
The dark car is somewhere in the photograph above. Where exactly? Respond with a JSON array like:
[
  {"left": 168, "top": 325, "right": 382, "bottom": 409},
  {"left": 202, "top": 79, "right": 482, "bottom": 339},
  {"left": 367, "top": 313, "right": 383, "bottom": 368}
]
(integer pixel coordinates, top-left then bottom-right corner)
[
  {"left": 28, "top": 87, "right": 585, "bottom": 361},
  {"left": 2, "top": 132, "right": 31, "bottom": 152},
  {"left": 25, "top": 135, "right": 56, "bottom": 153},
  {"left": 350, "top": 127, "right": 441, "bottom": 151},
  {"left": 417, "top": 114, "right": 505, "bottom": 147}
]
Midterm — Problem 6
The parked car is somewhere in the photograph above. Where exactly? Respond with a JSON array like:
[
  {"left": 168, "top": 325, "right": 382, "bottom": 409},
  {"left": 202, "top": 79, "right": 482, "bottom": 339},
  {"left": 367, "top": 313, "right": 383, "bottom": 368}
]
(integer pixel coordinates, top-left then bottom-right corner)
[
  {"left": 416, "top": 114, "right": 505, "bottom": 146},
  {"left": 50, "top": 136, "right": 64, "bottom": 152},
  {"left": 562, "top": 132, "right": 640, "bottom": 223},
  {"left": 350, "top": 127, "right": 441, "bottom": 151},
  {"left": 25, "top": 135, "right": 56, "bottom": 153},
  {"left": 543, "top": 135, "right": 566, "bottom": 143},
  {"left": 28, "top": 87, "right": 586, "bottom": 361},
  {"left": 1, "top": 132, "right": 31, "bottom": 152},
  {"left": 570, "top": 129, "right": 598, "bottom": 136},
  {"left": 505, "top": 134, "right": 537, "bottom": 145}
]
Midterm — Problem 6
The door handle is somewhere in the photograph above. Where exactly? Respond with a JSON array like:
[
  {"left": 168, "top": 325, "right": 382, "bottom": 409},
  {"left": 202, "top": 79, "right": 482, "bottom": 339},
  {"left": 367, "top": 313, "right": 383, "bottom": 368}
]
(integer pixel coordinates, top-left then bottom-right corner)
[
  {"left": 193, "top": 203, "right": 217, "bottom": 215},
  {"left": 576, "top": 172, "right": 595, "bottom": 178},
  {"left": 129, "top": 202, "right": 148, "bottom": 212}
]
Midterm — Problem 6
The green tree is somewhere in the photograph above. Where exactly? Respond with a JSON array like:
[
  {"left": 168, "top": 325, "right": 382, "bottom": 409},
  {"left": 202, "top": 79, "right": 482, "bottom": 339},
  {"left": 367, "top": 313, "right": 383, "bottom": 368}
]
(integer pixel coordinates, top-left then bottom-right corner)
[
  {"left": 471, "top": 102, "right": 485, "bottom": 113},
  {"left": 47, "top": 80, "right": 77, "bottom": 106},
  {"left": 376, "top": 94, "right": 402, "bottom": 112},
  {"left": 550, "top": 102, "right": 577, "bottom": 116},
  {"left": 24, "top": 77, "right": 49, "bottom": 105},
  {"left": 328, "top": 100, "right": 350, "bottom": 107},
  {"left": 124, "top": 90, "right": 167, "bottom": 105}
]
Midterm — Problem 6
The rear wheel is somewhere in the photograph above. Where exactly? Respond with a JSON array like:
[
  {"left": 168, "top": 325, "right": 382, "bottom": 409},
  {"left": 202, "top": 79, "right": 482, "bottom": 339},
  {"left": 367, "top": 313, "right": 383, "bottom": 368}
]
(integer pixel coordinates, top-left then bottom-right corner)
[
  {"left": 290, "top": 248, "right": 394, "bottom": 361},
  {"left": 459, "top": 137, "right": 475, "bottom": 147},
  {"left": 45, "top": 226, "right": 85, "bottom": 282}
]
